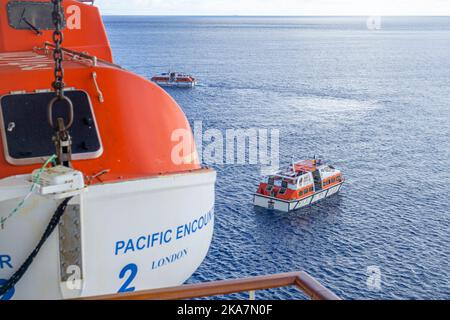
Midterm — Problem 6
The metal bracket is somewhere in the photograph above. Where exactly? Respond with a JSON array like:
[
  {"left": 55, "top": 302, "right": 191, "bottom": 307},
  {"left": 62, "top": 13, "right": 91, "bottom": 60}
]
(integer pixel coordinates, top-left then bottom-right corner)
[
  {"left": 59, "top": 203, "right": 82, "bottom": 282},
  {"left": 58, "top": 200, "right": 84, "bottom": 299}
]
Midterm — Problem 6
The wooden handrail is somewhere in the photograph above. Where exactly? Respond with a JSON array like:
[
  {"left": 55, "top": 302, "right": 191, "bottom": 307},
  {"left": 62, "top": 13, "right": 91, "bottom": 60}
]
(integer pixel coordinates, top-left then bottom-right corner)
[{"left": 83, "top": 271, "right": 341, "bottom": 300}]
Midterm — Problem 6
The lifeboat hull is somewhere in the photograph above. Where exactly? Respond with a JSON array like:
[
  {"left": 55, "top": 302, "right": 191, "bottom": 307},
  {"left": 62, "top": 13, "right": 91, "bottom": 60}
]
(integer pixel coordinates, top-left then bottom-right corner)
[
  {"left": 254, "top": 182, "right": 344, "bottom": 213},
  {"left": 153, "top": 80, "right": 197, "bottom": 88},
  {"left": 0, "top": 169, "right": 215, "bottom": 300}
]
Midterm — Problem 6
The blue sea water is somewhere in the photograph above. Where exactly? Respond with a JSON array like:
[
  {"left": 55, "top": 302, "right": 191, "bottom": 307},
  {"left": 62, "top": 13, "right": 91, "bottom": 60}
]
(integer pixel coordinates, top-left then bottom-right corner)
[{"left": 103, "top": 16, "right": 450, "bottom": 300}]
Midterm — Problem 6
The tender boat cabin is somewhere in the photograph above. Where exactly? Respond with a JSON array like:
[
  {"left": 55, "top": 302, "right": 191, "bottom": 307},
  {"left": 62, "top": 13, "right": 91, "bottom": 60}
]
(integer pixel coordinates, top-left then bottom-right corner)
[{"left": 254, "top": 160, "right": 344, "bottom": 212}]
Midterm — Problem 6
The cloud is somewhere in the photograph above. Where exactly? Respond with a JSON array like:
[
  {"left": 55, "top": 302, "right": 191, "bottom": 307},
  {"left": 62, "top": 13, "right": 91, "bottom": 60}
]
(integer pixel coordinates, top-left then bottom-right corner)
[{"left": 95, "top": 0, "right": 450, "bottom": 16}]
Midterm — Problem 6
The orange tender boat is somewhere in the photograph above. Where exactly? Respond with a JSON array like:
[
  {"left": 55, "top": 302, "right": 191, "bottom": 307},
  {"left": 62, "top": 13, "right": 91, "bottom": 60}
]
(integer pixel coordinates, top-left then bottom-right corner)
[
  {"left": 151, "top": 72, "right": 197, "bottom": 88},
  {"left": 0, "top": 0, "right": 215, "bottom": 300},
  {"left": 254, "top": 159, "right": 344, "bottom": 212}
]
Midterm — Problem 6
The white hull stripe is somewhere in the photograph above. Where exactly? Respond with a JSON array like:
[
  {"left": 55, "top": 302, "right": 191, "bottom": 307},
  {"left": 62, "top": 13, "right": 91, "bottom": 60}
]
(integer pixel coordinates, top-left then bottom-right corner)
[{"left": 254, "top": 182, "right": 344, "bottom": 212}]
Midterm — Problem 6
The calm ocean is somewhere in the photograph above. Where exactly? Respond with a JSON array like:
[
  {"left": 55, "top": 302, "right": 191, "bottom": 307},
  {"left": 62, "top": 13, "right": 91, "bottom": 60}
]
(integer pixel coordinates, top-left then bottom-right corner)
[{"left": 103, "top": 16, "right": 450, "bottom": 300}]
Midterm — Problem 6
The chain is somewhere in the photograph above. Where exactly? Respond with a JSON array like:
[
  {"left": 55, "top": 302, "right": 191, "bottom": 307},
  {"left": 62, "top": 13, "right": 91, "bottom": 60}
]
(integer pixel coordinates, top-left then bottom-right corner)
[
  {"left": 48, "top": 0, "right": 73, "bottom": 167},
  {"left": 51, "top": 0, "right": 65, "bottom": 98}
]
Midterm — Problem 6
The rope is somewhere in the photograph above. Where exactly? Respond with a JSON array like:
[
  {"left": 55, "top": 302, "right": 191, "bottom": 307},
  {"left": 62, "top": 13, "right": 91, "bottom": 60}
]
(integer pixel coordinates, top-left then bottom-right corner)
[
  {"left": 0, "top": 197, "right": 73, "bottom": 297},
  {"left": 1, "top": 155, "right": 57, "bottom": 230}
]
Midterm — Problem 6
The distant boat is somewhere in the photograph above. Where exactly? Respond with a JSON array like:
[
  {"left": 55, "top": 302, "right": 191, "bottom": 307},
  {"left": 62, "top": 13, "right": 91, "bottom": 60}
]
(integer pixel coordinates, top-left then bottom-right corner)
[
  {"left": 254, "top": 159, "right": 345, "bottom": 212},
  {"left": 151, "top": 72, "right": 197, "bottom": 88}
]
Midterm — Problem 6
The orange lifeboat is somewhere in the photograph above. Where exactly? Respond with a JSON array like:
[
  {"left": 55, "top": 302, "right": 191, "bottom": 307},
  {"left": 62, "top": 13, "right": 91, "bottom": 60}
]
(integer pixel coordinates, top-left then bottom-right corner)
[
  {"left": 254, "top": 159, "right": 344, "bottom": 212},
  {"left": 0, "top": 0, "right": 215, "bottom": 300}
]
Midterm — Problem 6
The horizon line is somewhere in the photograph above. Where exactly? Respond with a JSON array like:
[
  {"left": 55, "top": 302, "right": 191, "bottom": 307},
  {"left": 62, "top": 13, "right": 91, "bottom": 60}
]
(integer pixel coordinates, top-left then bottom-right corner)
[{"left": 100, "top": 14, "right": 450, "bottom": 17}]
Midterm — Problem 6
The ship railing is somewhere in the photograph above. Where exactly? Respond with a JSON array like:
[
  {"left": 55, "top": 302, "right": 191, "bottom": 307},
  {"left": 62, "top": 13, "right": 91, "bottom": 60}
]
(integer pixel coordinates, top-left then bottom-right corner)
[{"left": 82, "top": 271, "right": 341, "bottom": 300}]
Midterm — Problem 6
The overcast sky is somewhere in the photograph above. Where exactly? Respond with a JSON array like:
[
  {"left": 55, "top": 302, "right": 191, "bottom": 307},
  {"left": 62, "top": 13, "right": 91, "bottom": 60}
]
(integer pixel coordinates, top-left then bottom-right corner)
[{"left": 95, "top": 0, "right": 450, "bottom": 16}]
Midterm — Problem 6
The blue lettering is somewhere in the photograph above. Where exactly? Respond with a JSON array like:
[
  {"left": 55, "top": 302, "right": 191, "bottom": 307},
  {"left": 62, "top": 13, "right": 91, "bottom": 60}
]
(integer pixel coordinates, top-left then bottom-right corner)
[
  {"left": 151, "top": 249, "right": 188, "bottom": 271},
  {"left": 151, "top": 232, "right": 160, "bottom": 247},
  {"left": 114, "top": 211, "right": 214, "bottom": 256},
  {"left": 118, "top": 264, "right": 138, "bottom": 293},
  {"left": 0, "top": 255, "right": 12, "bottom": 269},
  {"left": 198, "top": 216, "right": 205, "bottom": 230},
  {"left": 205, "top": 211, "right": 213, "bottom": 226},
  {"left": 184, "top": 223, "right": 191, "bottom": 237},
  {"left": 192, "top": 219, "right": 198, "bottom": 233},
  {"left": 115, "top": 242, "right": 125, "bottom": 256},
  {"left": 176, "top": 226, "right": 184, "bottom": 240},
  {"left": 163, "top": 230, "right": 172, "bottom": 244},
  {"left": 0, "top": 279, "right": 15, "bottom": 300},
  {"left": 136, "top": 236, "right": 146, "bottom": 251},
  {"left": 124, "top": 240, "right": 135, "bottom": 254}
]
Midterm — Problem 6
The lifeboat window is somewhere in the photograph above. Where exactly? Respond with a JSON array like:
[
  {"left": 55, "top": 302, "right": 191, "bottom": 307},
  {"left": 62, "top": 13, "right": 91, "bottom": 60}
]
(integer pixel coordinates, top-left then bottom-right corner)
[
  {"left": 7, "top": 2, "right": 66, "bottom": 31},
  {"left": 279, "top": 188, "right": 287, "bottom": 195},
  {"left": 281, "top": 181, "right": 288, "bottom": 188},
  {"left": 266, "top": 185, "right": 273, "bottom": 192},
  {"left": 309, "top": 187, "right": 314, "bottom": 192},
  {"left": 298, "top": 190, "right": 303, "bottom": 197},
  {"left": 0, "top": 91, "right": 102, "bottom": 165},
  {"left": 331, "top": 178, "right": 336, "bottom": 183}
]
